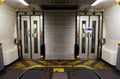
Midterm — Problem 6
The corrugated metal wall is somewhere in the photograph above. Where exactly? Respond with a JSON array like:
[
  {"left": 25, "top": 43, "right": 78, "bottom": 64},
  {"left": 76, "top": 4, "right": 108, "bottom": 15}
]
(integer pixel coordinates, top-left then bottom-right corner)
[{"left": 44, "top": 11, "right": 75, "bottom": 60}]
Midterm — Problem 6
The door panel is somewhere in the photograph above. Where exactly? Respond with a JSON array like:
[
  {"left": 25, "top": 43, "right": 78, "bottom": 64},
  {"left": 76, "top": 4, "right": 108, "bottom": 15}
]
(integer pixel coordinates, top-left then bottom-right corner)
[
  {"left": 79, "top": 16, "right": 99, "bottom": 59},
  {"left": 89, "top": 16, "right": 99, "bottom": 59},
  {"left": 21, "top": 16, "right": 31, "bottom": 59},
  {"left": 31, "top": 16, "right": 41, "bottom": 59},
  {"left": 79, "top": 16, "right": 89, "bottom": 59},
  {"left": 21, "top": 16, "right": 41, "bottom": 59}
]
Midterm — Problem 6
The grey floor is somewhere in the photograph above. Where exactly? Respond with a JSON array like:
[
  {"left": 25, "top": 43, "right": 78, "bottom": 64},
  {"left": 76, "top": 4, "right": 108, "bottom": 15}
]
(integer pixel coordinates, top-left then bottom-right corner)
[
  {"left": 0, "top": 69, "right": 24, "bottom": 79},
  {"left": 0, "top": 67, "right": 120, "bottom": 79}
]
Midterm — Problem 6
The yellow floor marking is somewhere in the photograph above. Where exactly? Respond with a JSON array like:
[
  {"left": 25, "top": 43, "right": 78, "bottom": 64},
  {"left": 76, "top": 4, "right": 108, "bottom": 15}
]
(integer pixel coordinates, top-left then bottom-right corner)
[
  {"left": 73, "top": 65, "right": 94, "bottom": 70},
  {"left": 53, "top": 68, "right": 64, "bottom": 72},
  {"left": 39, "top": 60, "right": 52, "bottom": 65},
  {"left": 26, "top": 60, "right": 37, "bottom": 65},
  {"left": 84, "top": 60, "right": 95, "bottom": 65},
  {"left": 24, "top": 65, "right": 45, "bottom": 70},
  {"left": 94, "top": 61, "right": 106, "bottom": 69},
  {"left": 46, "top": 65, "right": 73, "bottom": 68},
  {"left": 15, "top": 62, "right": 26, "bottom": 69},
  {"left": 54, "top": 61, "right": 67, "bottom": 65},
  {"left": 68, "top": 60, "right": 81, "bottom": 65}
]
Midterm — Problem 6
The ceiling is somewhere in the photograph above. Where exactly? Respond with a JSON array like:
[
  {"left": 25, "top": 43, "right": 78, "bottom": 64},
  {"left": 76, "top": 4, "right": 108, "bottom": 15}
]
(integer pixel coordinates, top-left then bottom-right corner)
[
  {"left": 93, "top": 0, "right": 116, "bottom": 10},
  {"left": 4, "top": 0, "right": 116, "bottom": 11}
]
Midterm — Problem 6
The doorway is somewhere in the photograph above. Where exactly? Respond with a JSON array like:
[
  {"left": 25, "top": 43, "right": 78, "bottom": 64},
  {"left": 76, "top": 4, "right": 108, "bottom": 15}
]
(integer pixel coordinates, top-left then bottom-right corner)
[
  {"left": 79, "top": 16, "right": 99, "bottom": 59},
  {"left": 21, "top": 16, "right": 41, "bottom": 59}
]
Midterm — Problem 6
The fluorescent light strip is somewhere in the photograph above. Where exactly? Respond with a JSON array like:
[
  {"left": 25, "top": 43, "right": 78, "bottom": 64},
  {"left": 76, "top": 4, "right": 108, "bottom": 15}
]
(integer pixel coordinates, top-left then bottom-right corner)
[
  {"left": 19, "top": 0, "right": 29, "bottom": 6},
  {"left": 91, "top": 0, "right": 103, "bottom": 6}
]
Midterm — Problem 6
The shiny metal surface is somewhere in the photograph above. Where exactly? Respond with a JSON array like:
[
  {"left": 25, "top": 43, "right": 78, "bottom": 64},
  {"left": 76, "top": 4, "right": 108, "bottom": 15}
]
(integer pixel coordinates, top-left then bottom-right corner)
[
  {"left": 44, "top": 12, "right": 75, "bottom": 60},
  {"left": 89, "top": 16, "right": 99, "bottom": 59},
  {"left": 79, "top": 16, "right": 99, "bottom": 59},
  {"left": 21, "top": 16, "right": 41, "bottom": 59},
  {"left": 79, "top": 16, "right": 89, "bottom": 59},
  {"left": 31, "top": 16, "right": 41, "bottom": 59},
  {"left": 21, "top": 16, "right": 31, "bottom": 59}
]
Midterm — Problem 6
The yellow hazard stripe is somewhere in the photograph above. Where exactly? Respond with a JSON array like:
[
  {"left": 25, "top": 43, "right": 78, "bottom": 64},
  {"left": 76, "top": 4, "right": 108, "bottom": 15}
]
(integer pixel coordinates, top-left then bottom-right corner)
[
  {"left": 15, "top": 62, "right": 26, "bottom": 68},
  {"left": 26, "top": 60, "right": 37, "bottom": 65},
  {"left": 68, "top": 60, "right": 81, "bottom": 65},
  {"left": 24, "top": 65, "right": 45, "bottom": 70},
  {"left": 39, "top": 60, "right": 52, "bottom": 65},
  {"left": 73, "top": 65, "right": 94, "bottom": 70},
  {"left": 84, "top": 60, "right": 95, "bottom": 65},
  {"left": 94, "top": 61, "right": 106, "bottom": 69}
]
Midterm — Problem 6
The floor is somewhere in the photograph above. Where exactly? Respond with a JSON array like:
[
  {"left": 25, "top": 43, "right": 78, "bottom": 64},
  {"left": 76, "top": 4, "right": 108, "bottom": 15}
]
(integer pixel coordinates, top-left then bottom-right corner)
[{"left": 0, "top": 60, "right": 120, "bottom": 79}]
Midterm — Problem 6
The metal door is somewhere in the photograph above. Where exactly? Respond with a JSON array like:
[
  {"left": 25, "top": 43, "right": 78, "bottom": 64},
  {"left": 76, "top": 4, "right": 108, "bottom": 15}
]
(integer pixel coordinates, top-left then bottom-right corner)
[
  {"left": 21, "top": 16, "right": 41, "bottom": 59},
  {"left": 21, "top": 16, "right": 31, "bottom": 59},
  {"left": 89, "top": 16, "right": 99, "bottom": 59},
  {"left": 44, "top": 12, "right": 75, "bottom": 60},
  {"left": 79, "top": 16, "right": 99, "bottom": 59},
  {"left": 31, "top": 16, "right": 41, "bottom": 59}
]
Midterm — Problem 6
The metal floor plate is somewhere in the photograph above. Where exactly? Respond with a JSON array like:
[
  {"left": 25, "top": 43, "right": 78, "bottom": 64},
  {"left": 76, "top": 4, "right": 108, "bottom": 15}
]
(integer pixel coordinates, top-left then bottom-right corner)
[
  {"left": 95, "top": 70, "right": 120, "bottom": 79},
  {"left": 68, "top": 69, "right": 100, "bottom": 79},
  {"left": 19, "top": 69, "right": 52, "bottom": 79},
  {"left": 52, "top": 72, "right": 68, "bottom": 79}
]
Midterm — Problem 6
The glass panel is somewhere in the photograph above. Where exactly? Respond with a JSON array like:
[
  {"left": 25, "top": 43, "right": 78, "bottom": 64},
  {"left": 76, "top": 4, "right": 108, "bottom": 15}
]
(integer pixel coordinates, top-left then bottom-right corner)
[
  {"left": 91, "top": 21, "right": 96, "bottom": 53},
  {"left": 82, "top": 21, "right": 86, "bottom": 53},
  {"left": 24, "top": 21, "right": 28, "bottom": 53},
  {"left": 34, "top": 21, "right": 38, "bottom": 54}
]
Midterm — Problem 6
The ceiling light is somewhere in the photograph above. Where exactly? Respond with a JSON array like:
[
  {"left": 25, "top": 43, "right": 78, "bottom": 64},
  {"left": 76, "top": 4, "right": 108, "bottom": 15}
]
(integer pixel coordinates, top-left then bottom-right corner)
[
  {"left": 91, "top": 0, "right": 103, "bottom": 6},
  {"left": 19, "top": 0, "right": 29, "bottom": 6}
]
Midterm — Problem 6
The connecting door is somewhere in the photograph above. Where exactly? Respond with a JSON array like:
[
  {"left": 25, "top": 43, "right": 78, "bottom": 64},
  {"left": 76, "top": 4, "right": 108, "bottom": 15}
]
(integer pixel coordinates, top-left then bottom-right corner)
[
  {"left": 79, "top": 16, "right": 99, "bottom": 59},
  {"left": 21, "top": 16, "right": 41, "bottom": 59}
]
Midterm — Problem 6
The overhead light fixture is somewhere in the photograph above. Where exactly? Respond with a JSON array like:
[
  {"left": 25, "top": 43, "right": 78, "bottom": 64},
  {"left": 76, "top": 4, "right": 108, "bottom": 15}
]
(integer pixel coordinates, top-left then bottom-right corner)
[
  {"left": 0, "top": 0, "right": 4, "bottom": 5},
  {"left": 116, "top": 0, "right": 120, "bottom": 4},
  {"left": 19, "top": 0, "right": 29, "bottom": 6},
  {"left": 91, "top": 0, "right": 103, "bottom": 6}
]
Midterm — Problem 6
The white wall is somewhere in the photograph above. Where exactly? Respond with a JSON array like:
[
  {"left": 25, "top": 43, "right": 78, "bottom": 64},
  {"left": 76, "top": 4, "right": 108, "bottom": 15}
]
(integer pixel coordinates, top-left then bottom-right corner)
[
  {"left": 102, "top": 3, "right": 120, "bottom": 65},
  {"left": 0, "top": 4, "right": 18, "bottom": 65}
]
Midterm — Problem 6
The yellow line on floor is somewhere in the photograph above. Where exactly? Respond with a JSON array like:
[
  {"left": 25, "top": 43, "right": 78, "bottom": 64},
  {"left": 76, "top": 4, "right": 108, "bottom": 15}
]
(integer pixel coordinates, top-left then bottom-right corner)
[
  {"left": 46, "top": 65, "right": 73, "bottom": 68},
  {"left": 84, "top": 60, "right": 96, "bottom": 65},
  {"left": 94, "top": 61, "right": 106, "bottom": 69},
  {"left": 73, "top": 65, "right": 94, "bottom": 70},
  {"left": 68, "top": 60, "right": 81, "bottom": 65},
  {"left": 54, "top": 61, "right": 67, "bottom": 65},
  {"left": 24, "top": 65, "right": 45, "bottom": 70},
  {"left": 39, "top": 60, "right": 52, "bottom": 65},
  {"left": 15, "top": 62, "right": 26, "bottom": 68},
  {"left": 26, "top": 60, "right": 37, "bottom": 65}
]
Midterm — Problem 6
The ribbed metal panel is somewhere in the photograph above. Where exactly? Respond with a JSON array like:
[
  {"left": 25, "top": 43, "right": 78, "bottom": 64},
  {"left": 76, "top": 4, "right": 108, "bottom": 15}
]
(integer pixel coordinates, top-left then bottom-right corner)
[{"left": 44, "top": 11, "right": 75, "bottom": 60}]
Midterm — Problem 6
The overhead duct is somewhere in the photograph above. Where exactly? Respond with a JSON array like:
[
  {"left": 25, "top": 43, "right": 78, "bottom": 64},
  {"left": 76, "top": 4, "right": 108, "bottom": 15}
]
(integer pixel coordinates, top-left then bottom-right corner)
[
  {"left": 53, "top": 0, "right": 67, "bottom": 3},
  {"left": 41, "top": 5, "right": 78, "bottom": 10}
]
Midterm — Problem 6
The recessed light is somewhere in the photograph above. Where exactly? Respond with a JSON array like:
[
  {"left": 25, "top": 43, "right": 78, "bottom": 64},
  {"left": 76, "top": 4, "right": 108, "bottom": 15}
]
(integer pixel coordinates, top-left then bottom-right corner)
[
  {"left": 91, "top": 0, "right": 103, "bottom": 6},
  {"left": 18, "top": 0, "right": 29, "bottom": 6}
]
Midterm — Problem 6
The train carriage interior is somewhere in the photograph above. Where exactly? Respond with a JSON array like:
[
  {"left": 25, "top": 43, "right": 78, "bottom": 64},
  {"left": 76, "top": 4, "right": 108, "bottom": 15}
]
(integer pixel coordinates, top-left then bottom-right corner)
[{"left": 0, "top": 0, "right": 120, "bottom": 79}]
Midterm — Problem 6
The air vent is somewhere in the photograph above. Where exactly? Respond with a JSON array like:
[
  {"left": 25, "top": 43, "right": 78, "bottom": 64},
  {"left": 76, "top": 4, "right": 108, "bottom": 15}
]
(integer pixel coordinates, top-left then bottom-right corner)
[{"left": 53, "top": 0, "right": 67, "bottom": 3}]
